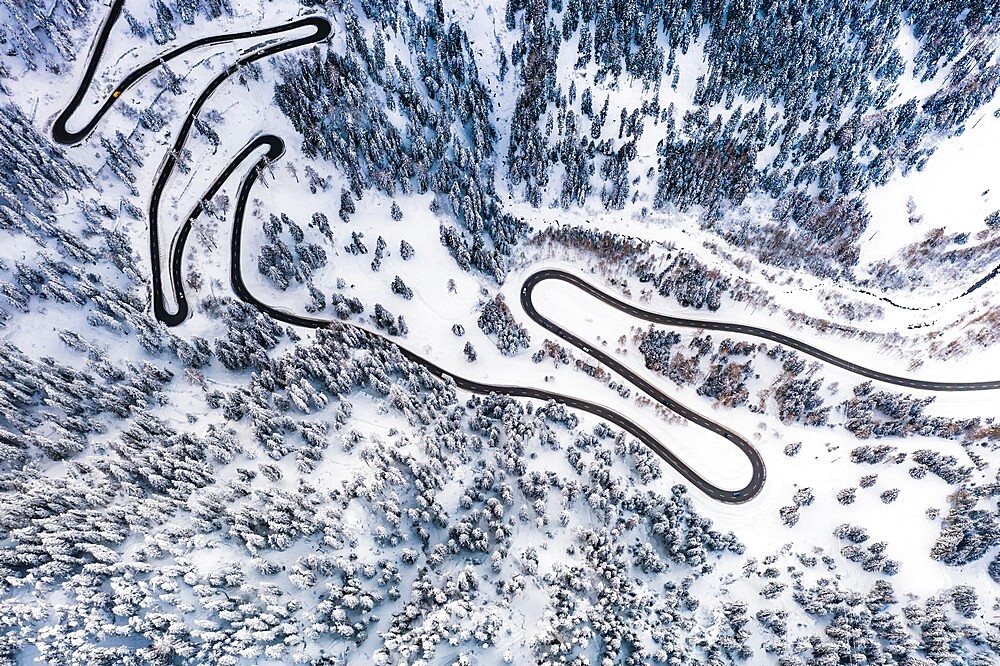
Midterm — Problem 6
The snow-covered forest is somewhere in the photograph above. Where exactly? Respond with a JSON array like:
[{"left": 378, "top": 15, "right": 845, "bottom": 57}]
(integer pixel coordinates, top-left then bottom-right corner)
[{"left": 1, "top": 0, "right": 1000, "bottom": 662}]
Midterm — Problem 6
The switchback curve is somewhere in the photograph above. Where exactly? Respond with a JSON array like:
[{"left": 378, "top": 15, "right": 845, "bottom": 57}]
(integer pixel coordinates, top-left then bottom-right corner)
[
  {"left": 521, "top": 271, "right": 1000, "bottom": 392},
  {"left": 52, "top": 3, "right": 331, "bottom": 324},
  {"left": 52, "top": 0, "right": 331, "bottom": 145},
  {"left": 60, "top": 3, "right": 999, "bottom": 507},
  {"left": 223, "top": 140, "right": 764, "bottom": 502},
  {"left": 51, "top": 2, "right": 763, "bottom": 502}
]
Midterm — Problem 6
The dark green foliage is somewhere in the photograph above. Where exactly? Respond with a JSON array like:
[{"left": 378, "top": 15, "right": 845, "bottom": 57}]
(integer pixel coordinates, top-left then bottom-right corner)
[
  {"left": 274, "top": 6, "right": 525, "bottom": 280},
  {"left": 477, "top": 294, "right": 530, "bottom": 355}
]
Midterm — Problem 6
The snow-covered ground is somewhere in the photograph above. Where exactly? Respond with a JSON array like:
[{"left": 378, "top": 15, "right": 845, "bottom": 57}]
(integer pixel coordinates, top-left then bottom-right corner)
[{"left": 2, "top": 0, "right": 1000, "bottom": 662}]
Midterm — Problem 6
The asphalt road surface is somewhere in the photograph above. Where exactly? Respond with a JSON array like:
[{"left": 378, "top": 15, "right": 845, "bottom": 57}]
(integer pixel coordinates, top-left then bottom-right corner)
[
  {"left": 51, "top": 5, "right": 763, "bottom": 501},
  {"left": 52, "top": 5, "right": 997, "bottom": 504},
  {"left": 51, "top": 0, "right": 331, "bottom": 326},
  {"left": 220, "top": 142, "right": 764, "bottom": 502},
  {"left": 521, "top": 270, "right": 1000, "bottom": 392},
  {"left": 52, "top": 0, "right": 331, "bottom": 145}
]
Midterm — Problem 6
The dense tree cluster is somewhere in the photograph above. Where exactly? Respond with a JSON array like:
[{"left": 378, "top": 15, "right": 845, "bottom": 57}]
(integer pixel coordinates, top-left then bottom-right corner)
[
  {"left": 741, "top": 547, "right": 997, "bottom": 663},
  {"left": 840, "top": 381, "right": 979, "bottom": 439},
  {"left": 635, "top": 329, "right": 836, "bottom": 426},
  {"left": 909, "top": 449, "right": 972, "bottom": 485},
  {"left": 502, "top": 0, "right": 1000, "bottom": 275},
  {"left": 274, "top": 4, "right": 527, "bottom": 280},
  {"left": 0, "top": 341, "right": 173, "bottom": 465},
  {"left": 788, "top": 578, "right": 915, "bottom": 661},
  {"left": 390, "top": 274, "right": 413, "bottom": 300},
  {"left": 698, "top": 355, "right": 752, "bottom": 408},
  {"left": 0, "top": 0, "right": 98, "bottom": 73},
  {"left": 0, "top": 105, "right": 94, "bottom": 260},
  {"left": 371, "top": 302, "right": 408, "bottom": 336},
  {"left": 649, "top": 485, "right": 744, "bottom": 571},
  {"left": 837, "top": 535, "right": 901, "bottom": 576},
  {"left": 200, "top": 296, "right": 285, "bottom": 371},
  {"left": 477, "top": 294, "right": 530, "bottom": 355},
  {"left": 769, "top": 350, "right": 830, "bottom": 426},
  {"left": 257, "top": 212, "right": 328, "bottom": 291},
  {"left": 651, "top": 253, "right": 731, "bottom": 311},
  {"left": 930, "top": 489, "right": 1000, "bottom": 567},
  {"left": 637, "top": 329, "right": 680, "bottom": 373},
  {"left": 532, "top": 224, "right": 653, "bottom": 268},
  {"left": 329, "top": 290, "right": 365, "bottom": 320}
]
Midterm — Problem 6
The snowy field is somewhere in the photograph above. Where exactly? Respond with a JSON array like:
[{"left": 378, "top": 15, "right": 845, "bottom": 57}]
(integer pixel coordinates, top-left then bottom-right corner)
[{"left": 1, "top": 0, "right": 999, "bottom": 662}]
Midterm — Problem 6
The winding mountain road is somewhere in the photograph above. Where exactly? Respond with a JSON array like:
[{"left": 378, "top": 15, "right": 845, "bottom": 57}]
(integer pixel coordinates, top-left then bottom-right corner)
[
  {"left": 52, "top": 0, "right": 330, "bottom": 145},
  {"left": 51, "top": 4, "right": 999, "bottom": 505},
  {"left": 522, "top": 271, "right": 1000, "bottom": 392},
  {"left": 222, "top": 143, "right": 764, "bottom": 502},
  {"left": 51, "top": 0, "right": 331, "bottom": 325}
]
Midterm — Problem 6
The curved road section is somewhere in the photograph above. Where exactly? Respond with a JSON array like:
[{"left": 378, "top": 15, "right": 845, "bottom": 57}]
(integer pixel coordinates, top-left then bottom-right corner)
[
  {"left": 223, "top": 151, "right": 763, "bottom": 502},
  {"left": 50, "top": 5, "right": 763, "bottom": 501},
  {"left": 521, "top": 271, "right": 1000, "bottom": 392},
  {"left": 51, "top": 0, "right": 331, "bottom": 325},
  {"left": 52, "top": 0, "right": 330, "bottom": 145},
  {"left": 52, "top": 4, "right": 998, "bottom": 504}
]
